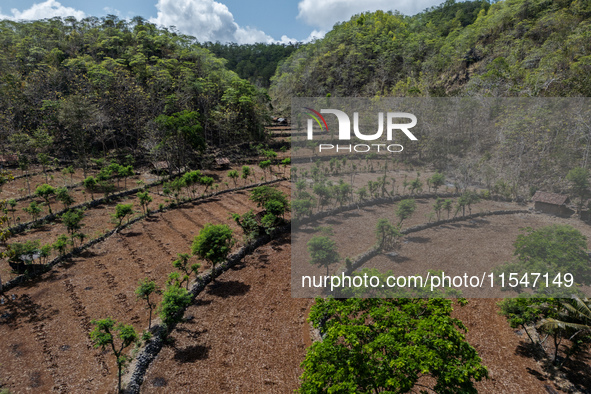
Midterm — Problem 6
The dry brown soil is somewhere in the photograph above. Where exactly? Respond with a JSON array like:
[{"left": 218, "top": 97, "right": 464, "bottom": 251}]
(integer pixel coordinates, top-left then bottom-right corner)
[{"left": 141, "top": 235, "right": 313, "bottom": 394}]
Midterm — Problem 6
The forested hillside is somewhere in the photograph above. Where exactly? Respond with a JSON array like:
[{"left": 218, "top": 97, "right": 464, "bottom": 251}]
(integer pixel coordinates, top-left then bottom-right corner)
[
  {"left": 201, "top": 42, "right": 300, "bottom": 88},
  {"left": 271, "top": 0, "right": 591, "bottom": 197},
  {"left": 271, "top": 0, "right": 591, "bottom": 106},
  {"left": 0, "top": 16, "right": 270, "bottom": 171}
]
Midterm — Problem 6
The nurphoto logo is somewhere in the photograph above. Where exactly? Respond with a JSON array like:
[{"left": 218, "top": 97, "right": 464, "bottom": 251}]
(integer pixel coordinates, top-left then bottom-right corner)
[{"left": 304, "top": 107, "right": 418, "bottom": 153}]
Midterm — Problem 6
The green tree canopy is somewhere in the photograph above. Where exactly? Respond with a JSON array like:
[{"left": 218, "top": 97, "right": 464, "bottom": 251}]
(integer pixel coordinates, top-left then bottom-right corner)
[{"left": 300, "top": 298, "right": 488, "bottom": 393}]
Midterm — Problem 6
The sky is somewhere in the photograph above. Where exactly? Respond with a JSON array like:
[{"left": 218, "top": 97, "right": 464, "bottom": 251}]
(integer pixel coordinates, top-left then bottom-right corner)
[{"left": 0, "top": 0, "right": 446, "bottom": 44}]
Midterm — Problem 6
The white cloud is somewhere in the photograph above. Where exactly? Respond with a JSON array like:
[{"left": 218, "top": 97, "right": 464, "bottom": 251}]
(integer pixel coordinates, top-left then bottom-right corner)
[
  {"left": 303, "top": 29, "right": 326, "bottom": 43},
  {"left": 297, "top": 0, "right": 440, "bottom": 30},
  {"left": 150, "top": 0, "right": 279, "bottom": 44},
  {"left": 103, "top": 7, "right": 121, "bottom": 17},
  {"left": 0, "top": 0, "right": 86, "bottom": 21}
]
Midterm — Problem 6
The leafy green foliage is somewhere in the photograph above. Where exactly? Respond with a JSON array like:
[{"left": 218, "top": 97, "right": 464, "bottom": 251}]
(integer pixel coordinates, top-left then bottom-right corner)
[
  {"left": 307, "top": 235, "right": 340, "bottom": 276},
  {"left": 430, "top": 172, "right": 446, "bottom": 193},
  {"left": 89, "top": 317, "right": 138, "bottom": 393},
  {"left": 137, "top": 191, "right": 153, "bottom": 215},
  {"left": 396, "top": 198, "right": 416, "bottom": 227},
  {"left": 227, "top": 169, "right": 239, "bottom": 187},
  {"left": 191, "top": 223, "right": 234, "bottom": 282},
  {"left": 172, "top": 253, "right": 200, "bottom": 290},
  {"left": 135, "top": 278, "right": 158, "bottom": 329},
  {"left": 6, "top": 240, "right": 40, "bottom": 264},
  {"left": 35, "top": 184, "right": 56, "bottom": 214},
  {"left": 0, "top": 17, "right": 269, "bottom": 169},
  {"left": 292, "top": 198, "right": 314, "bottom": 219},
  {"left": 159, "top": 284, "right": 192, "bottom": 331},
  {"left": 56, "top": 187, "right": 75, "bottom": 209},
  {"left": 300, "top": 298, "right": 488, "bottom": 393},
  {"left": 61, "top": 208, "right": 85, "bottom": 245},
  {"left": 113, "top": 203, "right": 134, "bottom": 227},
  {"left": 495, "top": 225, "right": 591, "bottom": 294},
  {"left": 375, "top": 218, "right": 399, "bottom": 250},
  {"left": 249, "top": 186, "right": 289, "bottom": 210},
  {"left": 83, "top": 176, "right": 97, "bottom": 200},
  {"left": 241, "top": 166, "right": 252, "bottom": 185},
  {"left": 202, "top": 42, "right": 300, "bottom": 87},
  {"left": 231, "top": 210, "right": 260, "bottom": 241},
  {"left": 53, "top": 234, "right": 70, "bottom": 256},
  {"left": 23, "top": 201, "right": 43, "bottom": 222}
]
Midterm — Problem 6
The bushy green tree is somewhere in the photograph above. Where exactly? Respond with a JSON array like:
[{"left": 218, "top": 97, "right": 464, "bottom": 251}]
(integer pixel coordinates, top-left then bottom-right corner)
[
  {"left": 231, "top": 210, "right": 260, "bottom": 241},
  {"left": 396, "top": 199, "right": 416, "bottom": 227},
  {"left": 429, "top": 172, "right": 446, "bottom": 194},
  {"left": 192, "top": 224, "right": 234, "bottom": 282},
  {"left": 35, "top": 184, "right": 56, "bottom": 214},
  {"left": 84, "top": 176, "right": 97, "bottom": 200},
  {"left": 137, "top": 191, "right": 153, "bottom": 215},
  {"left": 113, "top": 204, "right": 134, "bottom": 227},
  {"left": 6, "top": 240, "right": 41, "bottom": 265},
  {"left": 56, "top": 187, "right": 75, "bottom": 209},
  {"left": 23, "top": 201, "right": 43, "bottom": 222},
  {"left": 241, "top": 165, "right": 251, "bottom": 185},
  {"left": 249, "top": 185, "right": 289, "bottom": 210},
  {"left": 495, "top": 225, "right": 591, "bottom": 296},
  {"left": 227, "top": 169, "right": 239, "bottom": 188},
  {"left": 53, "top": 234, "right": 70, "bottom": 256},
  {"left": 200, "top": 176, "right": 214, "bottom": 194},
  {"left": 159, "top": 284, "right": 192, "bottom": 334},
  {"left": 300, "top": 298, "right": 488, "bottom": 393},
  {"left": 375, "top": 218, "right": 399, "bottom": 250},
  {"left": 61, "top": 208, "right": 85, "bottom": 246},
  {"left": 307, "top": 235, "right": 340, "bottom": 276}
]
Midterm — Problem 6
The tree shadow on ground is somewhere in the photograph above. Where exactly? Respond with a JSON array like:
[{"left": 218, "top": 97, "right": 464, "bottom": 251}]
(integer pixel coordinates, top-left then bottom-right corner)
[
  {"left": 560, "top": 352, "right": 591, "bottom": 392},
  {"left": 405, "top": 236, "right": 430, "bottom": 244},
  {"left": 383, "top": 253, "right": 411, "bottom": 264},
  {"left": 173, "top": 345, "right": 210, "bottom": 363},
  {"left": 207, "top": 280, "right": 250, "bottom": 298},
  {"left": 122, "top": 230, "right": 142, "bottom": 237}
]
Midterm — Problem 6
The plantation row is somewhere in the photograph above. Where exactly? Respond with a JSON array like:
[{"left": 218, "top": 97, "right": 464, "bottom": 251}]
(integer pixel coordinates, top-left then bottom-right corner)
[{"left": 0, "top": 162, "right": 286, "bottom": 284}]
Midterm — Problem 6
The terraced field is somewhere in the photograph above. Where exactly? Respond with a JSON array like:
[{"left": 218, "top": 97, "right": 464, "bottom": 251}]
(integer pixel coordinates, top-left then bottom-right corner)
[{"left": 0, "top": 182, "right": 290, "bottom": 392}]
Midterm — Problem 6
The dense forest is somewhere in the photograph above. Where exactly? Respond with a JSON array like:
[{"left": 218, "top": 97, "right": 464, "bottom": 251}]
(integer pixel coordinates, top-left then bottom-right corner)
[
  {"left": 0, "top": 16, "right": 271, "bottom": 172},
  {"left": 201, "top": 42, "right": 301, "bottom": 88},
  {"left": 272, "top": 0, "right": 591, "bottom": 196},
  {"left": 271, "top": 0, "right": 591, "bottom": 105}
]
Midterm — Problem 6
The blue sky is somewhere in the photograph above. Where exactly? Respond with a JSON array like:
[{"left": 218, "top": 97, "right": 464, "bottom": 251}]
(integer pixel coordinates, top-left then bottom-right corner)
[{"left": 0, "top": 0, "right": 446, "bottom": 43}]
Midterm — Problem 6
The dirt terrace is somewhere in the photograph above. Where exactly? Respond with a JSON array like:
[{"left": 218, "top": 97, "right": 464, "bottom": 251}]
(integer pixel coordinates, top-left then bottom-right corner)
[
  {"left": 0, "top": 165, "right": 276, "bottom": 282},
  {"left": 0, "top": 182, "right": 290, "bottom": 393},
  {"left": 361, "top": 212, "right": 591, "bottom": 297},
  {"left": 291, "top": 197, "right": 527, "bottom": 294},
  {"left": 141, "top": 235, "right": 313, "bottom": 393}
]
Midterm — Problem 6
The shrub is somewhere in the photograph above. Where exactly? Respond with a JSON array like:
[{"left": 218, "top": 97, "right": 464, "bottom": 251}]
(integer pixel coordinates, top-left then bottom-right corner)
[
  {"left": 113, "top": 204, "right": 134, "bottom": 227},
  {"left": 35, "top": 184, "right": 56, "bottom": 214},
  {"left": 56, "top": 187, "right": 75, "bottom": 209},
  {"left": 90, "top": 318, "right": 138, "bottom": 393},
  {"left": 159, "top": 284, "right": 192, "bottom": 335},
  {"left": 135, "top": 279, "right": 158, "bottom": 329}
]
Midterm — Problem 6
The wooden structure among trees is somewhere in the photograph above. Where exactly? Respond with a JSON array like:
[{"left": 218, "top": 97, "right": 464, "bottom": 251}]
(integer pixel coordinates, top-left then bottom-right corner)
[{"left": 531, "top": 191, "right": 573, "bottom": 217}]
